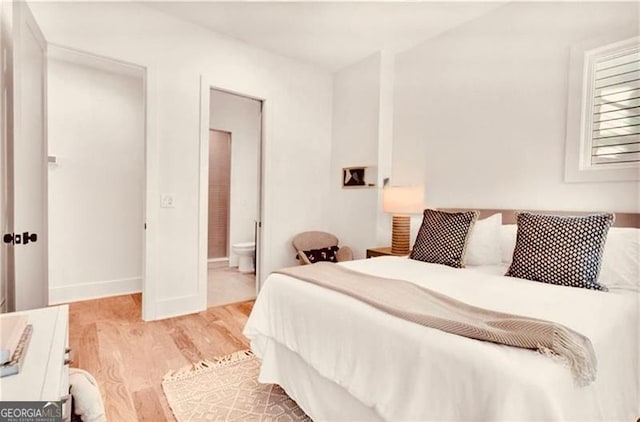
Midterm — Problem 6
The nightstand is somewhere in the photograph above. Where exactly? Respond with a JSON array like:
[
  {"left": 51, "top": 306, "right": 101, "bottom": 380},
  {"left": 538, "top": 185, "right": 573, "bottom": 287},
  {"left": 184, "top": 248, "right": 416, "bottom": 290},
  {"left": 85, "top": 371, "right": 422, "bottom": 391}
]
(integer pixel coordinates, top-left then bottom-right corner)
[{"left": 366, "top": 247, "right": 410, "bottom": 258}]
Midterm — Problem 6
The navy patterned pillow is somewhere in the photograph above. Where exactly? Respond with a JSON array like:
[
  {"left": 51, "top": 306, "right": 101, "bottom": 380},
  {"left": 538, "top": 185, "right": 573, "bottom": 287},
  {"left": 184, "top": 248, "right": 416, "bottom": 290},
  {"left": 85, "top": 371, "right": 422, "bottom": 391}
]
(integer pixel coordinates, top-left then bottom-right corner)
[
  {"left": 410, "top": 209, "right": 479, "bottom": 268},
  {"left": 505, "top": 212, "right": 614, "bottom": 291},
  {"left": 302, "top": 246, "right": 339, "bottom": 263}
]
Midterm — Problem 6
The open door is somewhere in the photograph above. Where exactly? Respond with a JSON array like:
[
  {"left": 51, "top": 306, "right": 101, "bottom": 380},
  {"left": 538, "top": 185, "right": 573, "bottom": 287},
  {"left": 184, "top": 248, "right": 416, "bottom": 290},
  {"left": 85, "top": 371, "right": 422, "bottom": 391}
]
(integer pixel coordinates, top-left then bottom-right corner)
[
  {"left": 0, "top": 1, "right": 13, "bottom": 313},
  {"left": 5, "top": 1, "right": 47, "bottom": 311}
]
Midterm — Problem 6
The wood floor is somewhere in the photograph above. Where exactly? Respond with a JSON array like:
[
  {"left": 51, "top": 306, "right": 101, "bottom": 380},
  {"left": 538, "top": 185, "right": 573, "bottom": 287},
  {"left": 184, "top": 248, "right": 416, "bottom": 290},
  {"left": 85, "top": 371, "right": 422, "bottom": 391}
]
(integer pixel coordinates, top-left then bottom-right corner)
[{"left": 68, "top": 293, "right": 254, "bottom": 421}]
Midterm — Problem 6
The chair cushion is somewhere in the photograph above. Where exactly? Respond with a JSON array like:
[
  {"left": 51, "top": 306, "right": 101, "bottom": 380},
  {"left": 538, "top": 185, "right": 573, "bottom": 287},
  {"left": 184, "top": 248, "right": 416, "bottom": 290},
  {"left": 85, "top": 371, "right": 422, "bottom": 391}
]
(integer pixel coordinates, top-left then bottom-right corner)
[
  {"left": 301, "top": 246, "right": 339, "bottom": 263},
  {"left": 292, "top": 231, "right": 339, "bottom": 252}
]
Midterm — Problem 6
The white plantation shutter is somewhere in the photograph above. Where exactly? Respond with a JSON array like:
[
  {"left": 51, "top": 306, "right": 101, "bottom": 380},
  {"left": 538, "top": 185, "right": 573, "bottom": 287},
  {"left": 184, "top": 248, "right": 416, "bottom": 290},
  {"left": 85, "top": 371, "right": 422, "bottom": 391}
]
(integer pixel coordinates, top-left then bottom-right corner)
[{"left": 590, "top": 46, "right": 640, "bottom": 166}]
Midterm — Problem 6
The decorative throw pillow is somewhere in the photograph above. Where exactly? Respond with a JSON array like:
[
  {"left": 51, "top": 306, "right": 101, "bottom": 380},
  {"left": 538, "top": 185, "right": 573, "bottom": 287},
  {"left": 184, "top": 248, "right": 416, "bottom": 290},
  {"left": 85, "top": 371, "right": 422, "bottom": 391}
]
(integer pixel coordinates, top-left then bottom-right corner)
[
  {"left": 505, "top": 212, "right": 614, "bottom": 291},
  {"left": 410, "top": 209, "right": 479, "bottom": 268},
  {"left": 302, "top": 246, "right": 339, "bottom": 264}
]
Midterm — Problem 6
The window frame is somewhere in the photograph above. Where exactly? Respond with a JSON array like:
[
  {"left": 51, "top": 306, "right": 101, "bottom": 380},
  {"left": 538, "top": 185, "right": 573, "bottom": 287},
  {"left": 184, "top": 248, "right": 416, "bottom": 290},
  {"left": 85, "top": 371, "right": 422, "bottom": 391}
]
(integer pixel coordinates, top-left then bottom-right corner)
[{"left": 565, "top": 29, "right": 640, "bottom": 183}]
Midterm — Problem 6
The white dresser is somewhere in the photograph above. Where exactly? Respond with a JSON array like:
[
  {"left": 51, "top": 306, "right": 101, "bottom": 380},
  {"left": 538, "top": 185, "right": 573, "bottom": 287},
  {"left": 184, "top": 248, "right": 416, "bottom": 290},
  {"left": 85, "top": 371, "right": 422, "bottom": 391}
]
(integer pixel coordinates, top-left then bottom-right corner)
[{"left": 0, "top": 305, "right": 71, "bottom": 420}]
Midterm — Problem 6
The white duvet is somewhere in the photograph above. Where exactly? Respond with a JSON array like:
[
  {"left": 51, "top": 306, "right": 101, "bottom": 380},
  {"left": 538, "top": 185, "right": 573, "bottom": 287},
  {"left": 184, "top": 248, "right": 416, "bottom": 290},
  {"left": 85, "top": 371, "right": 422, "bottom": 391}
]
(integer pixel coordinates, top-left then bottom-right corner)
[{"left": 244, "top": 257, "right": 639, "bottom": 421}]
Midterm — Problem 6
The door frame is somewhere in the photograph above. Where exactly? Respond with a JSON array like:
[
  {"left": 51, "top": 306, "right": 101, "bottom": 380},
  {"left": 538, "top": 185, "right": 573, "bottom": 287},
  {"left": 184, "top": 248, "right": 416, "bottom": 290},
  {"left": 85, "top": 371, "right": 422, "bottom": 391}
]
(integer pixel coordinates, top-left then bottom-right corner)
[
  {"left": 11, "top": 0, "right": 47, "bottom": 311},
  {"left": 0, "top": 0, "right": 14, "bottom": 313},
  {"left": 45, "top": 43, "right": 152, "bottom": 317},
  {"left": 198, "top": 76, "right": 267, "bottom": 309}
]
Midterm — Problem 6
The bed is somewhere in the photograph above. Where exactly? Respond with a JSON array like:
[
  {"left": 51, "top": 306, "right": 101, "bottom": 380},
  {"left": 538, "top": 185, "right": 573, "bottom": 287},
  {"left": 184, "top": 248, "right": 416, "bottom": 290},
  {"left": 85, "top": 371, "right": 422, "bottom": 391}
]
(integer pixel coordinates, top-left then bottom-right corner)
[{"left": 243, "top": 209, "right": 640, "bottom": 421}]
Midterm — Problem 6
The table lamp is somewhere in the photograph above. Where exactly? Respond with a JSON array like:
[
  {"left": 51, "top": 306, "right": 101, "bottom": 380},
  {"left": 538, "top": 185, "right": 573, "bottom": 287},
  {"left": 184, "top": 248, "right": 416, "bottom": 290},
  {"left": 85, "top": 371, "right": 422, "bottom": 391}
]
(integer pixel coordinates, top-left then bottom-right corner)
[{"left": 382, "top": 185, "right": 424, "bottom": 255}]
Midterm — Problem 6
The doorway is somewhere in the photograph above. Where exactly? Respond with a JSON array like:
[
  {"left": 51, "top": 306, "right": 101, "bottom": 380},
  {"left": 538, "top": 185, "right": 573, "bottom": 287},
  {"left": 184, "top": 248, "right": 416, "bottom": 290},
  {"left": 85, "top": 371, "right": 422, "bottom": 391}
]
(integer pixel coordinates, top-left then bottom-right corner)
[
  {"left": 206, "top": 89, "right": 262, "bottom": 307},
  {"left": 1, "top": 3, "right": 151, "bottom": 315},
  {"left": 46, "top": 45, "right": 146, "bottom": 305}
]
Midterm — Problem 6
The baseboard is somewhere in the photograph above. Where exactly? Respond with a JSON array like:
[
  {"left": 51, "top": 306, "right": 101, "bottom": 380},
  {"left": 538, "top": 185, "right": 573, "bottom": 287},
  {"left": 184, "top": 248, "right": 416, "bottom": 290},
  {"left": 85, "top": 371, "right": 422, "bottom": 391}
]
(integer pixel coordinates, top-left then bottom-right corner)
[
  {"left": 208, "top": 257, "right": 228, "bottom": 264},
  {"left": 49, "top": 277, "right": 142, "bottom": 305}
]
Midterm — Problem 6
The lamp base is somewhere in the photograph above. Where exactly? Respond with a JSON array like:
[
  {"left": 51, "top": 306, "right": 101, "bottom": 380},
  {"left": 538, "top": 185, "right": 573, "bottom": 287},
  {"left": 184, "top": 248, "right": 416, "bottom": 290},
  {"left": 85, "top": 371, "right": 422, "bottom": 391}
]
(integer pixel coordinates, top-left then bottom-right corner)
[{"left": 391, "top": 215, "right": 411, "bottom": 255}]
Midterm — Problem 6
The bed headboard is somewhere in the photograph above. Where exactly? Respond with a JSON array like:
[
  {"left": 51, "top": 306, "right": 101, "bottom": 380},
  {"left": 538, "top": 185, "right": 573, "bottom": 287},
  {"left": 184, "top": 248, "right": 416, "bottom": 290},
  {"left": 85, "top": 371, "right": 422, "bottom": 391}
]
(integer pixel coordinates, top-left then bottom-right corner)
[{"left": 441, "top": 208, "right": 640, "bottom": 228}]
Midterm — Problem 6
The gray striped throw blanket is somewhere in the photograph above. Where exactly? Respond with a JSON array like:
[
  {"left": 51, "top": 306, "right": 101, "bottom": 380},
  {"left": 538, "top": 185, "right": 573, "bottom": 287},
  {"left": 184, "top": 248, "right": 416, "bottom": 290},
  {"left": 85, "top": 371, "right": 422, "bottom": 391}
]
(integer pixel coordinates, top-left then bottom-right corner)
[{"left": 276, "top": 262, "right": 596, "bottom": 386}]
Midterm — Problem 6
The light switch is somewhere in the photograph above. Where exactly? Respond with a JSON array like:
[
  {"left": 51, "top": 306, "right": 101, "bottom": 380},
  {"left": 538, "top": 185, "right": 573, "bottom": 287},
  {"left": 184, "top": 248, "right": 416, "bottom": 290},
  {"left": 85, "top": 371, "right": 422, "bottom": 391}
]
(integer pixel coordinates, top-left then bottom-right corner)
[{"left": 161, "top": 194, "right": 175, "bottom": 208}]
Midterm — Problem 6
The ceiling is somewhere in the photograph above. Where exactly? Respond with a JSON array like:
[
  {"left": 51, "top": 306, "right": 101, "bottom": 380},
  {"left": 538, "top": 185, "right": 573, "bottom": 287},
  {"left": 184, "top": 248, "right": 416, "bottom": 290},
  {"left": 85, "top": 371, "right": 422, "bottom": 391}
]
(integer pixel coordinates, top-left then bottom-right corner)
[{"left": 141, "top": 1, "right": 506, "bottom": 72}]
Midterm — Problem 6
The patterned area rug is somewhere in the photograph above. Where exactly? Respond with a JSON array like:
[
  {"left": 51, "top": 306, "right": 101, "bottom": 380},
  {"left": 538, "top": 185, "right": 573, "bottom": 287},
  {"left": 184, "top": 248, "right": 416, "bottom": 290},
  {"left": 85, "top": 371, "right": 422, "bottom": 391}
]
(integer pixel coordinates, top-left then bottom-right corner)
[{"left": 162, "top": 350, "right": 311, "bottom": 421}]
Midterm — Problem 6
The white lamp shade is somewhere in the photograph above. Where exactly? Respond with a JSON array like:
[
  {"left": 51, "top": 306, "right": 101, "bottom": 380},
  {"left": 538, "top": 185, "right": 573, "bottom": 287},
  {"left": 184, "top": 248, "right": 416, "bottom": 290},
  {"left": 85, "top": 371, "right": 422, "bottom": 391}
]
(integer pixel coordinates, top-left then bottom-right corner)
[{"left": 382, "top": 185, "right": 424, "bottom": 214}]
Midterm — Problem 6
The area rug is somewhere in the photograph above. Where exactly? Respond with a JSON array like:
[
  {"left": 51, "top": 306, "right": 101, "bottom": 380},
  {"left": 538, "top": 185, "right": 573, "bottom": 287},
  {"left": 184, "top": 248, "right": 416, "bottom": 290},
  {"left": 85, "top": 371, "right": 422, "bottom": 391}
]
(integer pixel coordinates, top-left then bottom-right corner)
[{"left": 162, "top": 350, "right": 311, "bottom": 421}]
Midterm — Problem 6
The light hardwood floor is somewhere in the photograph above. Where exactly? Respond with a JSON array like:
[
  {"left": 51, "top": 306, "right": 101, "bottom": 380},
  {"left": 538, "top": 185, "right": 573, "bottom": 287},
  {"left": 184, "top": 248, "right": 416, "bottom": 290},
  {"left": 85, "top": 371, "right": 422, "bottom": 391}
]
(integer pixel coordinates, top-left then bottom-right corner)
[{"left": 68, "top": 294, "right": 254, "bottom": 421}]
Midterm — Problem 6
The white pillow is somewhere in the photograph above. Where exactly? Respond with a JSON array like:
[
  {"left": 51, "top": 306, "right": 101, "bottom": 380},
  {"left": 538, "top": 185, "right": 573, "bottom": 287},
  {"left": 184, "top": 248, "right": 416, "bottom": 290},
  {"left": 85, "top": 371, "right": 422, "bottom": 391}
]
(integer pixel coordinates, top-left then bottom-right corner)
[
  {"left": 69, "top": 368, "right": 106, "bottom": 422},
  {"left": 598, "top": 227, "right": 640, "bottom": 292},
  {"left": 500, "top": 224, "right": 518, "bottom": 264},
  {"left": 465, "top": 213, "right": 502, "bottom": 266}
]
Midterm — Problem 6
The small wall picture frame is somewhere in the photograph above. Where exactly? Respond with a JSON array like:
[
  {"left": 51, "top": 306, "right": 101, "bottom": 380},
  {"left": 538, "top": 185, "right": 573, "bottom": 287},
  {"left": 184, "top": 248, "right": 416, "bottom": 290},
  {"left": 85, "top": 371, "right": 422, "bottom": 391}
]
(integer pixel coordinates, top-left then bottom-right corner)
[{"left": 342, "top": 166, "right": 367, "bottom": 188}]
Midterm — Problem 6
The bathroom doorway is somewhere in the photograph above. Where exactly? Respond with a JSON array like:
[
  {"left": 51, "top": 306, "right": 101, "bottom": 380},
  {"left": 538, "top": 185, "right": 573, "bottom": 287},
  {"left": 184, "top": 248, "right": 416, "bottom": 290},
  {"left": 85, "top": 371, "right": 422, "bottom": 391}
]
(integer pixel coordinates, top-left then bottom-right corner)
[{"left": 206, "top": 89, "right": 261, "bottom": 307}]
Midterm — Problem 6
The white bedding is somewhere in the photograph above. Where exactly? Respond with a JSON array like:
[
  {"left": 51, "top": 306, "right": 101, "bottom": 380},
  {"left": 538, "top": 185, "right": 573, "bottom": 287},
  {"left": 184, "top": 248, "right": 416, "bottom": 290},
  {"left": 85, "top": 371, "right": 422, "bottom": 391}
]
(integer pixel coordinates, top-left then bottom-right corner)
[{"left": 244, "top": 257, "right": 639, "bottom": 421}]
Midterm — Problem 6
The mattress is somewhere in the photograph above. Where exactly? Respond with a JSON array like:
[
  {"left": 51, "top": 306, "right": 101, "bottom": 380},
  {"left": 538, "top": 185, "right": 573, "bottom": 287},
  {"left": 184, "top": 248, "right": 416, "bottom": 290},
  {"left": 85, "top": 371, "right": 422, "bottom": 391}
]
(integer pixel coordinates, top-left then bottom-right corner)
[{"left": 243, "top": 257, "right": 639, "bottom": 421}]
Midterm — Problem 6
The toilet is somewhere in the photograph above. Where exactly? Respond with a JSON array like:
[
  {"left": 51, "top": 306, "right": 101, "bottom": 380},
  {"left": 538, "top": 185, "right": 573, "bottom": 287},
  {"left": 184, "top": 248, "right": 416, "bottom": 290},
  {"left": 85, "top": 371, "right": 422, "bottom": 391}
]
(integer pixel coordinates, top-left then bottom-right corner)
[{"left": 232, "top": 242, "right": 255, "bottom": 273}]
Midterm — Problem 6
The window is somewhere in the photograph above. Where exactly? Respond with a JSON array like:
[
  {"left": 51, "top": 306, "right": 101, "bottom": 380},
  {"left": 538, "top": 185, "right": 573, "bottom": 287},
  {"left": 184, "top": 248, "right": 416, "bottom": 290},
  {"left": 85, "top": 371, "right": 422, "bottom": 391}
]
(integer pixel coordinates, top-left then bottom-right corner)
[
  {"left": 565, "top": 33, "right": 640, "bottom": 182},
  {"left": 590, "top": 41, "right": 639, "bottom": 166}
]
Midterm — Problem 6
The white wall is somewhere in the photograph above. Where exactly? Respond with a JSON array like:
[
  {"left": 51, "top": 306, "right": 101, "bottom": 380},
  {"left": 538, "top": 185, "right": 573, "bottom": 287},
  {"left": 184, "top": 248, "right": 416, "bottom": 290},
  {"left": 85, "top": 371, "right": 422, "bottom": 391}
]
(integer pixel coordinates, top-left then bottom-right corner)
[
  {"left": 393, "top": 2, "right": 640, "bottom": 213},
  {"left": 330, "top": 53, "right": 380, "bottom": 259},
  {"left": 329, "top": 52, "right": 396, "bottom": 258},
  {"left": 47, "top": 55, "right": 144, "bottom": 304},
  {"left": 375, "top": 52, "right": 396, "bottom": 245},
  {"left": 29, "top": 1, "right": 333, "bottom": 319},
  {"left": 209, "top": 90, "right": 260, "bottom": 267}
]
